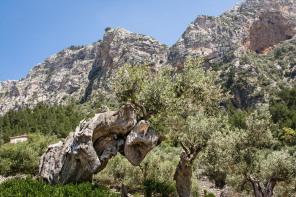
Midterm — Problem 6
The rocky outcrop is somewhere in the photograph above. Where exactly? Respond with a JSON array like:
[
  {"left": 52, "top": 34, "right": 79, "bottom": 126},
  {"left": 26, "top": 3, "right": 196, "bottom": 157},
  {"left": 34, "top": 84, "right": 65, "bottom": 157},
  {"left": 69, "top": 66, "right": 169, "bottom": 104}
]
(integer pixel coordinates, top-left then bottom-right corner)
[
  {"left": 243, "top": 11, "right": 296, "bottom": 54},
  {"left": 170, "top": 0, "right": 296, "bottom": 66},
  {"left": 38, "top": 105, "right": 165, "bottom": 184},
  {"left": 168, "top": 0, "right": 296, "bottom": 108},
  {"left": 0, "top": 44, "right": 99, "bottom": 116},
  {"left": 81, "top": 27, "right": 169, "bottom": 102},
  {"left": 0, "top": 28, "right": 169, "bottom": 116}
]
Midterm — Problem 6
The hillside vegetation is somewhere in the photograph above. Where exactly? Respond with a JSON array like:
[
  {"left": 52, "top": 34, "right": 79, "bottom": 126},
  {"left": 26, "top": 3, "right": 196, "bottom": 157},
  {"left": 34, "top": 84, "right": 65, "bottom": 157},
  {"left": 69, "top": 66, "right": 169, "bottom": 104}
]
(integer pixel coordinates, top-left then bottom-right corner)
[
  {"left": 0, "top": 176, "right": 119, "bottom": 197},
  {"left": 0, "top": 0, "right": 296, "bottom": 196},
  {"left": 0, "top": 65, "right": 296, "bottom": 197}
]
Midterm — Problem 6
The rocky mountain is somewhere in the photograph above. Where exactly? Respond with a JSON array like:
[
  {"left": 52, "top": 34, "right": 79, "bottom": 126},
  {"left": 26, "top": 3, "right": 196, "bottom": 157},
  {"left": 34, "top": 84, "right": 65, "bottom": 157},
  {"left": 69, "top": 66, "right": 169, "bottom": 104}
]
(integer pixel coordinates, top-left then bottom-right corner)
[
  {"left": 170, "top": 0, "right": 296, "bottom": 62},
  {"left": 0, "top": 28, "right": 169, "bottom": 116},
  {"left": 80, "top": 28, "right": 169, "bottom": 103},
  {"left": 170, "top": 0, "right": 296, "bottom": 107},
  {"left": 0, "top": 44, "right": 98, "bottom": 116},
  {"left": 1, "top": 0, "right": 296, "bottom": 116}
]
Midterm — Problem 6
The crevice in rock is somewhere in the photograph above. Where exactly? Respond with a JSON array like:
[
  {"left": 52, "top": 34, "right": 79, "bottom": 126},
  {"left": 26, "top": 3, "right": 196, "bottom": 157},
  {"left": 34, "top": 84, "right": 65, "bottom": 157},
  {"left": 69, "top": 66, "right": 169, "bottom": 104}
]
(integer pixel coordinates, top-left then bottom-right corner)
[{"left": 80, "top": 60, "right": 103, "bottom": 103}]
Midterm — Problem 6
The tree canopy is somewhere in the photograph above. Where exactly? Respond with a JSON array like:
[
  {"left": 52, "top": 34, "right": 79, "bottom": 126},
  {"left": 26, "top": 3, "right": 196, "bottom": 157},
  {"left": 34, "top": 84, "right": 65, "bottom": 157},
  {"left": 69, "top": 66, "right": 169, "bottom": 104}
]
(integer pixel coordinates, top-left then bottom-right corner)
[
  {"left": 114, "top": 57, "right": 228, "bottom": 196},
  {"left": 204, "top": 105, "right": 296, "bottom": 196}
]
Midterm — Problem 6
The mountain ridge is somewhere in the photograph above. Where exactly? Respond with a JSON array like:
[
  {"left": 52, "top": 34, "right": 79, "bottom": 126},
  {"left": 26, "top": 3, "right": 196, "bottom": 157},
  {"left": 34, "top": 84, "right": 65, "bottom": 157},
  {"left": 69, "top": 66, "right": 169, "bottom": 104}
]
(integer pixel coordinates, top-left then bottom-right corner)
[{"left": 1, "top": 0, "right": 296, "bottom": 116}]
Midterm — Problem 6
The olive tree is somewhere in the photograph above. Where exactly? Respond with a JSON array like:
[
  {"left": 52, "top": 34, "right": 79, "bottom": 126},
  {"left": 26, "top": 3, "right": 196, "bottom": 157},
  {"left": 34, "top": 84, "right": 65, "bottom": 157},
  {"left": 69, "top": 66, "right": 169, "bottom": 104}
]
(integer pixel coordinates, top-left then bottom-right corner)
[
  {"left": 205, "top": 105, "right": 296, "bottom": 197},
  {"left": 114, "top": 57, "right": 227, "bottom": 196}
]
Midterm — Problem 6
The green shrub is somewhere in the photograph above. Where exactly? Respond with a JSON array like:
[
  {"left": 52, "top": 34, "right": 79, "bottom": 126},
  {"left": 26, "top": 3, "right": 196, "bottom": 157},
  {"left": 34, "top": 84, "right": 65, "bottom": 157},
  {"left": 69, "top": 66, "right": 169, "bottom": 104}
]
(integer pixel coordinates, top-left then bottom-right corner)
[
  {"left": 140, "top": 144, "right": 180, "bottom": 186},
  {"left": 133, "top": 192, "right": 141, "bottom": 197},
  {"left": 0, "top": 176, "right": 119, "bottom": 197},
  {"left": 94, "top": 144, "right": 181, "bottom": 194},
  {"left": 142, "top": 179, "right": 175, "bottom": 197},
  {"left": 239, "top": 56, "right": 250, "bottom": 65},
  {"left": 270, "top": 87, "right": 296, "bottom": 138},
  {"left": 274, "top": 48, "right": 283, "bottom": 59},
  {"left": 278, "top": 128, "right": 296, "bottom": 145},
  {"left": 105, "top": 27, "right": 112, "bottom": 32},
  {"left": 191, "top": 178, "right": 202, "bottom": 197},
  {"left": 67, "top": 45, "right": 84, "bottom": 50},
  {"left": 0, "top": 133, "right": 58, "bottom": 176},
  {"left": 226, "top": 103, "right": 252, "bottom": 130},
  {"left": 205, "top": 193, "right": 216, "bottom": 197},
  {"left": 94, "top": 154, "right": 142, "bottom": 189}
]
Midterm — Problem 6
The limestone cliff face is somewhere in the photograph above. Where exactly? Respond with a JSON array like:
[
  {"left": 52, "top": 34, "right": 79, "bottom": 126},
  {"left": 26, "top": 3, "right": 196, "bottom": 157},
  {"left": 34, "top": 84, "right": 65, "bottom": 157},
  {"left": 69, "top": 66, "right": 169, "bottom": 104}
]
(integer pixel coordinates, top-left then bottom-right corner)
[
  {"left": 170, "top": 0, "right": 296, "bottom": 67},
  {"left": 0, "top": 44, "right": 98, "bottom": 116},
  {"left": 81, "top": 27, "right": 169, "bottom": 102},
  {"left": 169, "top": 0, "right": 296, "bottom": 108},
  {"left": 0, "top": 28, "right": 169, "bottom": 116}
]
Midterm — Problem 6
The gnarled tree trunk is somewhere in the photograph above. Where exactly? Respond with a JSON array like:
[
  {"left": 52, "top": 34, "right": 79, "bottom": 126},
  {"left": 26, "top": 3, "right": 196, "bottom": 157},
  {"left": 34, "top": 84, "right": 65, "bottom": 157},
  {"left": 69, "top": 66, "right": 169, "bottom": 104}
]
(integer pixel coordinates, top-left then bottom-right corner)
[
  {"left": 174, "top": 142, "right": 206, "bottom": 197},
  {"left": 38, "top": 105, "right": 165, "bottom": 184},
  {"left": 248, "top": 175, "right": 283, "bottom": 197}
]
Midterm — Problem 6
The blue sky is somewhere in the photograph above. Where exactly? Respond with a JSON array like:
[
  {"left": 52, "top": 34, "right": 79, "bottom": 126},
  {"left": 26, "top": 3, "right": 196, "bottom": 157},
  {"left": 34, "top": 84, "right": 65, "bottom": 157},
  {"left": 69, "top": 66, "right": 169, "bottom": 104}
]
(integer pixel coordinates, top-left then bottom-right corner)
[{"left": 0, "top": 0, "right": 242, "bottom": 81}]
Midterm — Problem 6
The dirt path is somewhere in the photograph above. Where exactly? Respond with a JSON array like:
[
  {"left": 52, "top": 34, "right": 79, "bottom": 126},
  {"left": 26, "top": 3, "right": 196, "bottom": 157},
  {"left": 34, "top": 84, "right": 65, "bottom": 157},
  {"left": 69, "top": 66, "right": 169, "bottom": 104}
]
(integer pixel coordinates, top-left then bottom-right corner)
[
  {"left": 0, "top": 174, "right": 27, "bottom": 184},
  {"left": 198, "top": 173, "right": 223, "bottom": 197}
]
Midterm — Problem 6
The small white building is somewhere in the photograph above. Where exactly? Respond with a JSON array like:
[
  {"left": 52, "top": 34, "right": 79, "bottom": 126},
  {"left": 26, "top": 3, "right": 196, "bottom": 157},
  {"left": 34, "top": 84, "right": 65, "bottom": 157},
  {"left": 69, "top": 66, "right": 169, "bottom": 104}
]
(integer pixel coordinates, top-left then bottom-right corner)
[{"left": 9, "top": 134, "right": 28, "bottom": 144}]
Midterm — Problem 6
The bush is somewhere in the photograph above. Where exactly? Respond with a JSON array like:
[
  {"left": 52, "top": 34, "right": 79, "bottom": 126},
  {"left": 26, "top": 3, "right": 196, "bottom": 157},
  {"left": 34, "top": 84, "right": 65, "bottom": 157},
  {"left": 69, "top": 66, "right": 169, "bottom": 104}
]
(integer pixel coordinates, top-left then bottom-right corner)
[
  {"left": 142, "top": 179, "right": 175, "bottom": 197},
  {"left": 191, "top": 178, "right": 202, "bottom": 197},
  {"left": 239, "top": 56, "right": 250, "bottom": 65},
  {"left": 94, "top": 154, "right": 142, "bottom": 189},
  {"left": 94, "top": 143, "right": 181, "bottom": 194},
  {"left": 274, "top": 48, "right": 283, "bottom": 59},
  {"left": 0, "top": 133, "right": 58, "bottom": 176},
  {"left": 205, "top": 193, "right": 216, "bottom": 197},
  {"left": 67, "top": 45, "right": 84, "bottom": 50},
  {"left": 270, "top": 88, "right": 296, "bottom": 131},
  {"left": 105, "top": 27, "right": 112, "bottom": 32},
  {"left": 0, "top": 176, "right": 119, "bottom": 197}
]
